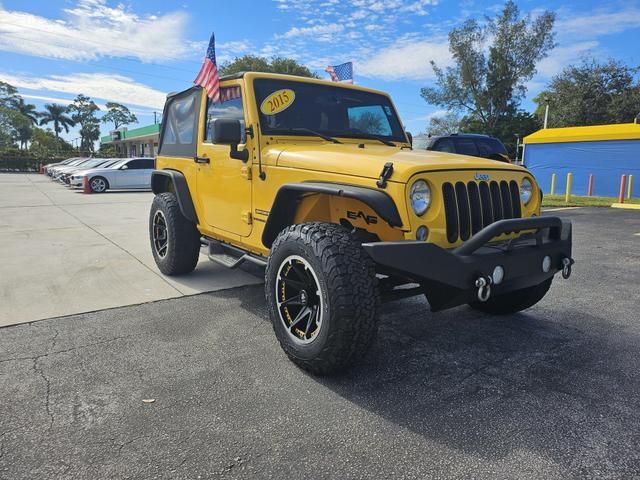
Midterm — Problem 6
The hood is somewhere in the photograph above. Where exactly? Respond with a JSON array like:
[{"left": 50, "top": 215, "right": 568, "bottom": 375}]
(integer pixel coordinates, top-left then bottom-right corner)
[{"left": 274, "top": 143, "right": 525, "bottom": 183}]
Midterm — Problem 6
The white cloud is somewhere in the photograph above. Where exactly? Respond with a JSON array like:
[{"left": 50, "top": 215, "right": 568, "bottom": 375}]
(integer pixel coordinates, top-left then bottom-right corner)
[
  {"left": 278, "top": 24, "right": 344, "bottom": 40},
  {"left": 557, "top": 8, "right": 640, "bottom": 38},
  {"left": 0, "top": 0, "right": 190, "bottom": 62},
  {"left": 0, "top": 72, "right": 166, "bottom": 110},
  {"left": 356, "top": 37, "right": 451, "bottom": 80},
  {"left": 535, "top": 41, "right": 599, "bottom": 78}
]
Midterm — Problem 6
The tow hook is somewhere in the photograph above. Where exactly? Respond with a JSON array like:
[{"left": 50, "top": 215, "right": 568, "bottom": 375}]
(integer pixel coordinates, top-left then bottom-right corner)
[
  {"left": 475, "top": 276, "right": 492, "bottom": 302},
  {"left": 561, "top": 257, "right": 574, "bottom": 279}
]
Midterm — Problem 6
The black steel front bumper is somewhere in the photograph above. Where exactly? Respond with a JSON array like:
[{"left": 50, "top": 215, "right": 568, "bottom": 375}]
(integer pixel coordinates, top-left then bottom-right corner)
[{"left": 362, "top": 216, "right": 573, "bottom": 312}]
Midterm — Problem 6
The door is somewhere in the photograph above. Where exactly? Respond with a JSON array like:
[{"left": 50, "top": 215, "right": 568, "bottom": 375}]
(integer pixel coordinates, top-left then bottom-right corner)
[
  {"left": 115, "top": 159, "right": 143, "bottom": 188},
  {"left": 196, "top": 85, "right": 252, "bottom": 237}
]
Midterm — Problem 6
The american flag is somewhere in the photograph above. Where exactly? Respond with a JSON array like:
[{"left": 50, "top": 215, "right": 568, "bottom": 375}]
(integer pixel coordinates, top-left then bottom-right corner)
[
  {"left": 194, "top": 33, "right": 220, "bottom": 103},
  {"left": 325, "top": 62, "right": 353, "bottom": 84}
]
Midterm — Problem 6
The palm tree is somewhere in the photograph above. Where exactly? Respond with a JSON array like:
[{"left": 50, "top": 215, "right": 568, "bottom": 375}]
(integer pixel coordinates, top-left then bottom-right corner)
[
  {"left": 12, "top": 97, "right": 39, "bottom": 125},
  {"left": 39, "top": 103, "right": 75, "bottom": 138}
]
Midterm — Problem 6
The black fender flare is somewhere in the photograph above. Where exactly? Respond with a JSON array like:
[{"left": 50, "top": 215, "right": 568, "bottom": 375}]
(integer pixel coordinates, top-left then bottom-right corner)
[
  {"left": 262, "top": 182, "right": 403, "bottom": 248},
  {"left": 151, "top": 170, "right": 198, "bottom": 224}
]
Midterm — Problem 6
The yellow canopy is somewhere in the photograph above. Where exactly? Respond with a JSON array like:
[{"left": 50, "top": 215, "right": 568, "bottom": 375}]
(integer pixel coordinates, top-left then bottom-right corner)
[{"left": 523, "top": 123, "right": 640, "bottom": 144}]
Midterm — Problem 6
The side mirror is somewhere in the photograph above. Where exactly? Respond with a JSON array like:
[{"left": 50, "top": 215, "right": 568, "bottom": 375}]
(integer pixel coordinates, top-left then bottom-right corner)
[
  {"left": 121, "top": 165, "right": 128, "bottom": 170},
  {"left": 405, "top": 131, "right": 413, "bottom": 146},
  {"left": 211, "top": 118, "right": 248, "bottom": 162}
]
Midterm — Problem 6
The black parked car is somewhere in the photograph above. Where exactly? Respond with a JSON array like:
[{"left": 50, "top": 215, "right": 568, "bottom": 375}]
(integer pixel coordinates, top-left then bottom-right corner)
[{"left": 415, "top": 133, "right": 510, "bottom": 163}]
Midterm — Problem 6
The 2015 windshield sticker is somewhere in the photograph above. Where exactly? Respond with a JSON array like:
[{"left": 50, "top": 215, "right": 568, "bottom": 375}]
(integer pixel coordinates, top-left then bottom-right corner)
[{"left": 260, "top": 89, "right": 295, "bottom": 115}]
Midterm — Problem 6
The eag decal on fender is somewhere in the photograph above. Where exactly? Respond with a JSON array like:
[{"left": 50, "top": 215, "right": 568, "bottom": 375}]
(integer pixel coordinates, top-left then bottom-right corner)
[{"left": 260, "top": 89, "right": 295, "bottom": 115}]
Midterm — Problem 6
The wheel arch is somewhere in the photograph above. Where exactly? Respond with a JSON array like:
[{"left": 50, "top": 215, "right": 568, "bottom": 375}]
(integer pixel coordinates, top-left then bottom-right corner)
[
  {"left": 151, "top": 170, "right": 198, "bottom": 224},
  {"left": 262, "top": 182, "right": 403, "bottom": 248}
]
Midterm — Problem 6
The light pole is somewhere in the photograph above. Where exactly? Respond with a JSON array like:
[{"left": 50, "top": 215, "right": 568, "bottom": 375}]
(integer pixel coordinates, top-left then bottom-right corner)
[
  {"left": 543, "top": 96, "right": 550, "bottom": 129},
  {"left": 514, "top": 133, "right": 521, "bottom": 164}
]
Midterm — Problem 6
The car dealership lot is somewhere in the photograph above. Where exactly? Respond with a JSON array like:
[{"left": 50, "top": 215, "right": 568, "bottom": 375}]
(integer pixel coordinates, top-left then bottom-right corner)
[
  {"left": 1, "top": 199, "right": 639, "bottom": 478},
  {"left": 0, "top": 174, "right": 261, "bottom": 326}
]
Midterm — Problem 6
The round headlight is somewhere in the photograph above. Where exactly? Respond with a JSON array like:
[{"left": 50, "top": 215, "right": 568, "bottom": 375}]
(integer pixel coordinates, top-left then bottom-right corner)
[
  {"left": 410, "top": 180, "right": 431, "bottom": 216},
  {"left": 520, "top": 178, "right": 533, "bottom": 205}
]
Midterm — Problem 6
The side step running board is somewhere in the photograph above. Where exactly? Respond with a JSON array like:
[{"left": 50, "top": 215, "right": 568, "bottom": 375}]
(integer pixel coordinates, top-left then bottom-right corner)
[{"left": 204, "top": 238, "right": 267, "bottom": 269}]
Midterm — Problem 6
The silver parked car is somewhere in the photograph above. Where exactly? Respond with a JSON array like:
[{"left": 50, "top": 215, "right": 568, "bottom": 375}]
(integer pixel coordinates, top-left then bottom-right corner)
[
  {"left": 62, "top": 158, "right": 120, "bottom": 185},
  {"left": 68, "top": 158, "right": 122, "bottom": 188},
  {"left": 74, "top": 157, "right": 155, "bottom": 193}
]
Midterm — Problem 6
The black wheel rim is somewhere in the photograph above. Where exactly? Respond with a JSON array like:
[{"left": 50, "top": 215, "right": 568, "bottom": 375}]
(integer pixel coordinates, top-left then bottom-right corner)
[
  {"left": 91, "top": 178, "right": 106, "bottom": 192},
  {"left": 276, "top": 255, "right": 323, "bottom": 345},
  {"left": 152, "top": 210, "right": 168, "bottom": 258}
]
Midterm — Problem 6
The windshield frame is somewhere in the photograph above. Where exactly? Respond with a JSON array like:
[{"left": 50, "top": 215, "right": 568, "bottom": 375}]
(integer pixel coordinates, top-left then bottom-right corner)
[{"left": 252, "top": 78, "right": 409, "bottom": 145}]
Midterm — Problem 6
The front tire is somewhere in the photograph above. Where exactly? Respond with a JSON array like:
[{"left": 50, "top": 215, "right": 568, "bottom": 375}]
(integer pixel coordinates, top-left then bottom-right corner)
[
  {"left": 468, "top": 278, "right": 553, "bottom": 315},
  {"left": 89, "top": 176, "right": 109, "bottom": 193},
  {"left": 265, "top": 223, "right": 379, "bottom": 375},
  {"left": 149, "top": 193, "right": 200, "bottom": 275}
]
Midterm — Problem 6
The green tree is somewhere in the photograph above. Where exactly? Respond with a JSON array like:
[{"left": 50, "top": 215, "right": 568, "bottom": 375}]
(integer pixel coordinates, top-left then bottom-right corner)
[
  {"left": 427, "top": 112, "right": 462, "bottom": 136},
  {"left": 533, "top": 59, "right": 640, "bottom": 128},
  {"left": 96, "top": 143, "right": 117, "bottom": 158},
  {"left": 219, "top": 55, "right": 318, "bottom": 78},
  {"left": 12, "top": 98, "right": 39, "bottom": 125},
  {"left": 102, "top": 102, "right": 138, "bottom": 129},
  {"left": 0, "top": 81, "right": 19, "bottom": 108},
  {"left": 69, "top": 95, "right": 100, "bottom": 154},
  {"left": 421, "top": 0, "right": 555, "bottom": 135},
  {"left": 8, "top": 98, "right": 39, "bottom": 149},
  {"left": 39, "top": 104, "right": 75, "bottom": 139},
  {"left": 30, "top": 127, "right": 74, "bottom": 157},
  {"left": 0, "top": 107, "right": 30, "bottom": 148}
]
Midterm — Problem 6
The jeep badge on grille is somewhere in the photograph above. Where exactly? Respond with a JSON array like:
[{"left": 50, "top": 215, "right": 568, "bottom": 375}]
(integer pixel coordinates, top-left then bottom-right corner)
[{"left": 474, "top": 173, "right": 490, "bottom": 181}]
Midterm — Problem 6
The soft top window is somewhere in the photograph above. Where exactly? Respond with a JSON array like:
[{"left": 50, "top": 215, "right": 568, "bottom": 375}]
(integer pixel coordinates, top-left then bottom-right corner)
[{"left": 159, "top": 88, "right": 201, "bottom": 158}]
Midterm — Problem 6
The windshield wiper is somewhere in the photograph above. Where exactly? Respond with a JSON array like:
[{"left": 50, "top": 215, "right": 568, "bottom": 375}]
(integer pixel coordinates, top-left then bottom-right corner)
[
  {"left": 290, "top": 128, "right": 342, "bottom": 144},
  {"left": 341, "top": 133, "right": 396, "bottom": 147}
]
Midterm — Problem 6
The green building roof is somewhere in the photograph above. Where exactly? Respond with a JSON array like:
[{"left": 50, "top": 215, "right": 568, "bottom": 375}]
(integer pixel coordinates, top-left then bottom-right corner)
[{"left": 100, "top": 123, "right": 161, "bottom": 144}]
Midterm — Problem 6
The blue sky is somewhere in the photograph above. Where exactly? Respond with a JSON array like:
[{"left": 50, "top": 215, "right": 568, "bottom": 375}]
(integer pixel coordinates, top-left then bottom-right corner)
[{"left": 1, "top": 0, "right": 639, "bottom": 142}]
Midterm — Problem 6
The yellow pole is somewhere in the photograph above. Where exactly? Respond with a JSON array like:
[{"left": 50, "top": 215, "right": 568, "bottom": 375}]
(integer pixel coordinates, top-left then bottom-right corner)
[
  {"left": 628, "top": 175, "right": 633, "bottom": 199},
  {"left": 565, "top": 173, "right": 572, "bottom": 203},
  {"left": 550, "top": 173, "right": 556, "bottom": 195}
]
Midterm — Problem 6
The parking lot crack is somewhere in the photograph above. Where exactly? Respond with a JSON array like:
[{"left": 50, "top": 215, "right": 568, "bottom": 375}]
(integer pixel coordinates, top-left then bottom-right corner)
[
  {"left": 32, "top": 356, "right": 54, "bottom": 432},
  {"left": 0, "top": 335, "right": 133, "bottom": 365}
]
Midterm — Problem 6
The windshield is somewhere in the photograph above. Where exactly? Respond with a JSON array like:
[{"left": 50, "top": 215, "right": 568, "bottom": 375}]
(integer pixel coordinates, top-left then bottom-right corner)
[{"left": 253, "top": 79, "right": 407, "bottom": 143}]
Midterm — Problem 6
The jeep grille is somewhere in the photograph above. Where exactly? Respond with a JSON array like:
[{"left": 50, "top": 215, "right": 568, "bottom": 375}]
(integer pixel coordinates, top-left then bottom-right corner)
[{"left": 442, "top": 180, "right": 522, "bottom": 243}]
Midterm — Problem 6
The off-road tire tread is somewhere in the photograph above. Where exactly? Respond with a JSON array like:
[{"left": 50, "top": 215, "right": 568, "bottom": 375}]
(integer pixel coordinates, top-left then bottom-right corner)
[
  {"left": 149, "top": 192, "right": 200, "bottom": 275},
  {"left": 266, "top": 223, "right": 379, "bottom": 375},
  {"left": 468, "top": 278, "right": 553, "bottom": 315}
]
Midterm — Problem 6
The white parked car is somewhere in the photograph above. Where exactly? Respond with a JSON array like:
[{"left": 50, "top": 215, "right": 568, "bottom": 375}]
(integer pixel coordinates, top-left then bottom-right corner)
[
  {"left": 68, "top": 158, "right": 122, "bottom": 188},
  {"left": 72, "top": 157, "right": 156, "bottom": 193},
  {"left": 49, "top": 158, "right": 93, "bottom": 179}
]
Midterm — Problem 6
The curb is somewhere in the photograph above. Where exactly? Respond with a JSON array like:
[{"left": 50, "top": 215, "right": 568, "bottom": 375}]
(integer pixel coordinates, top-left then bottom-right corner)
[{"left": 611, "top": 203, "right": 640, "bottom": 210}]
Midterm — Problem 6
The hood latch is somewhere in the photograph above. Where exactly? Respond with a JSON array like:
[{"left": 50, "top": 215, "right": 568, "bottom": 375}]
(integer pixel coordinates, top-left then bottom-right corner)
[{"left": 376, "top": 162, "right": 394, "bottom": 189}]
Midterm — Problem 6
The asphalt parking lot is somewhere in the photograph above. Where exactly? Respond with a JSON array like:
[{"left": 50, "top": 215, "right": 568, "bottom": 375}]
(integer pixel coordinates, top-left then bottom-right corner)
[{"left": 1, "top": 190, "right": 640, "bottom": 477}]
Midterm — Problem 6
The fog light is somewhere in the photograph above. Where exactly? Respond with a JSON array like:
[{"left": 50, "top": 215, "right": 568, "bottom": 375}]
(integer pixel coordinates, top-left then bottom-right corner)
[
  {"left": 416, "top": 225, "right": 428, "bottom": 241},
  {"left": 542, "top": 255, "right": 552, "bottom": 273},
  {"left": 492, "top": 265, "right": 504, "bottom": 284}
]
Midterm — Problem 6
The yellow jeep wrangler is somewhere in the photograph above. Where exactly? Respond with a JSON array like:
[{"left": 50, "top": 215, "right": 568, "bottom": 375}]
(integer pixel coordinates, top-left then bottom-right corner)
[{"left": 150, "top": 72, "right": 573, "bottom": 374}]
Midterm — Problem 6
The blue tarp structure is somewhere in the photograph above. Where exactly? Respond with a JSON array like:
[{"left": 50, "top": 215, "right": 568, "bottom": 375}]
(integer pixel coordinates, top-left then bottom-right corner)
[{"left": 523, "top": 123, "right": 640, "bottom": 197}]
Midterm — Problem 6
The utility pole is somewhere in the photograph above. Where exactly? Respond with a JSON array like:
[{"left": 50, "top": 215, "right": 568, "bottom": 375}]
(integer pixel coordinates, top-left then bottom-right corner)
[
  {"left": 543, "top": 96, "right": 550, "bottom": 129},
  {"left": 154, "top": 112, "right": 158, "bottom": 124},
  {"left": 514, "top": 134, "right": 521, "bottom": 164}
]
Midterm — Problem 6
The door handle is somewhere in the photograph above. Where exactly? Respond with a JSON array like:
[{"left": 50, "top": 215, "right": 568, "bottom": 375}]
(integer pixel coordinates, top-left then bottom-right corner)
[{"left": 194, "top": 156, "right": 210, "bottom": 164}]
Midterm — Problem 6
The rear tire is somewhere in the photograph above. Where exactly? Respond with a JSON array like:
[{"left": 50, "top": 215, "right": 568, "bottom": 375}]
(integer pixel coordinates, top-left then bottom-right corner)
[
  {"left": 265, "top": 223, "right": 379, "bottom": 375},
  {"left": 468, "top": 278, "right": 553, "bottom": 315},
  {"left": 149, "top": 192, "right": 200, "bottom": 275}
]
